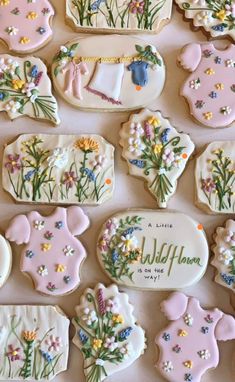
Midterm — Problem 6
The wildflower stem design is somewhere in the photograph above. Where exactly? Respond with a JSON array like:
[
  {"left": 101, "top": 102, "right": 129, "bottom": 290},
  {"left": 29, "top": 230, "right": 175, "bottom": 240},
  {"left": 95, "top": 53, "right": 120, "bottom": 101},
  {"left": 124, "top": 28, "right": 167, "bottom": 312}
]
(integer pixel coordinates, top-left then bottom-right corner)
[
  {"left": 74, "top": 287, "right": 134, "bottom": 382},
  {"left": 67, "top": 0, "right": 167, "bottom": 30},
  {"left": 0, "top": 57, "right": 58, "bottom": 123},
  {"left": 98, "top": 215, "right": 143, "bottom": 282},
  {"left": 200, "top": 149, "right": 235, "bottom": 211}
]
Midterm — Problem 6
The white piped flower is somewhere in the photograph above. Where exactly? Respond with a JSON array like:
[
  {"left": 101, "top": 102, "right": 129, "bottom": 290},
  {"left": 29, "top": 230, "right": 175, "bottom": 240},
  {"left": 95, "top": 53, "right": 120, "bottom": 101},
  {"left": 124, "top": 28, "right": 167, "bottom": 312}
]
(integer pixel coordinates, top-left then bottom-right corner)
[
  {"left": 4, "top": 100, "right": 21, "bottom": 114},
  {"left": 224, "top": 229, "right": 235, "bottom": 245},
  {"left": 60, "top": 46, "right": 68, "bottom": 53},
  {"left": 128, "top": 137, "right": 145, "bottom": 157},
  {"left": 196, "top": 10, "right": 212, "bottom": 25},
  {"left": 130, "top": 122, "right": 144, "bottom": 137},
  {"left": 104, "top": 336, "right": 118, "bottom": 352},
  {"left": 47, "top": 147, "right": 69, "bottom": 169},
  {"left": 63, "top": 245, "right": 75, "bottom": 256},
  {"left": 198, "top": 349, "right": 210, "bottom": 359},
  {"left": 118, "top": 234, "right": 138, "bottom": 253},
  {"left": 6, "top": 26, "right": 19, "bottom": 35},
  {"left": 162, "top": 361, "right": 173, "bottom": 372},
  {"left": 217, "top": 247, "right": 233, "bottom": 265},
  {"left": 37, "top": 265, "right": 48, "bottom": 277},
  {"left": 105, "top": 298, "right": 119, "bottom": 314},
  {"left": 34, "top": 220, "right": 45, "bottom": 230},
  {"left": 225, "top": 59, "right": 235, "bottom": 67},
  {"left": 184, "top": 313, "right": 193, "bottom": 327},
  {"left": 90, "top": 154, "right": 107, "bottom": 172},
  {"left": 82, "top": 308, "right": 98, "bottom": 326}
]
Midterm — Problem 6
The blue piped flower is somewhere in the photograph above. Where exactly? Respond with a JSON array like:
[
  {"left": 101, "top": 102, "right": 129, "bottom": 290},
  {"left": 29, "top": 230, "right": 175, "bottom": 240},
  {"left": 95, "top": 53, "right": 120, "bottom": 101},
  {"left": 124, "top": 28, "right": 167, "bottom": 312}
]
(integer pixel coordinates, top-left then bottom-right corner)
[
  {"left": 30, "top": 65, "right": 39, "bottom": 78},
  {"left": 78, "top": 329, "right": 88, "bottom": 345},
  {"left": 122, "top": 227, "right": 142, "bottom": 236},
  {"left": 0, "top": 92, "right": 5, "bottom": 101},
  {"left": 63, "top": 276, "right": 71, "bottom": 284},
  {"left": 184, "top": 374, "right": 193, "bottom": 381},
  {"left": 111, "top": 250, "right": 119, "bottom": 263},
  {"left": 212, "top": 24, "right": 225, "bottom": 32},
  {"left": 24, "top": 170, "right": 36, "bottom": 181},
  {"left": 40, "top": 350, "right": 53, "bottom": 363},
  {"left": 81, "top": 168, "right": 96, "bottom": 182},
  {"left": 55, "top": 221, "right": 64, "bottom": 229},
  {"left": 129, "top": 159, "right": 145, "bottom": 169},
  {"left": 37, "top": 27, "right": 46, "bottom": 35},
  {"left": 201, "top": 326, "right": 209, "bottom": 334},
  {"left": 118, "top": 327, "right": 133, "bottom": 341},
  {"left": 162, "top": 332, "right": 170, "bottom": 341},
  {"left": 220, "top": 273, "right": 235, "bottom": 286},
  {"left": 214, "top": 56, "right": 222, "bottom": 64},
  {"left": 25, "top": 250, "right": 35, "bottom": 258},
  {"left": 160, "top": 128, "right": 170, "bottom": 143},
  {"left": 209, "top": 91, "right": 217, "bottom": 99}
]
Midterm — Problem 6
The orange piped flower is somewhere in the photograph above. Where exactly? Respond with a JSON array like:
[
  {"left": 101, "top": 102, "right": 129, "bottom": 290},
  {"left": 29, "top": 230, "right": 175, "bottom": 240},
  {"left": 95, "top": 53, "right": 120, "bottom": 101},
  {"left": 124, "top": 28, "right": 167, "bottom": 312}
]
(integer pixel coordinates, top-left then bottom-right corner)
[
  {"left": 74, "top": 137, "right": 99, "bottom": 153},
  {"left": 22, "top": 330, "right": 37, "bottom": 342}
]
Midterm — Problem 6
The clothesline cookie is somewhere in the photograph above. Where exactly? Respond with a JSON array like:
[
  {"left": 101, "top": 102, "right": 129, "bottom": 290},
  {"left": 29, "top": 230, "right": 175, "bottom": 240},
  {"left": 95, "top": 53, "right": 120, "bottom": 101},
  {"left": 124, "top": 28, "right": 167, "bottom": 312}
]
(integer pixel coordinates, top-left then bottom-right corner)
[
  {"left": 72, "top": 283, "right": 146, "bottom": 382},
  {"left": 195, "top": 141, "right": 235, "bottom": 214},
  {"left": 97, "top": 210, "right": 209, "bottom": 290},
  {"left": 3, "top": 134, "right": 115, "bottom": 205},
  {"left": 178, "top": 42, "right": 235, "bottom": 128},
  {"left": 0, "top": 234, "right": 12, "bottom": 289},
  {"left": 66, "top": 0, "right": 172, "bottom": 34},
  {"left": 0, "top": 0, "right": 55, "bottom": 53},
  {"left": 211, "top": 219, "right": 235, "bottom": 308},
  {"left": 155, "top": 292, "right": 235, "bottom": 382},
  {"left": 175, "top": 0, "right": 235, "bottom": 41},
  {"left": 0, "top": 54, "right": 60, "bottom": 125},
  {"left": 120, "top": 109, "right": 195, "bottom": 207},
  {"left": 52, "top": 35, "right": 165, "bottom": 111},
  {"left": 5, "top": 206, "right": 89, "bottom": 296},
  {"left": 0, "top": 305, "right": 69, "bottom": 380}
]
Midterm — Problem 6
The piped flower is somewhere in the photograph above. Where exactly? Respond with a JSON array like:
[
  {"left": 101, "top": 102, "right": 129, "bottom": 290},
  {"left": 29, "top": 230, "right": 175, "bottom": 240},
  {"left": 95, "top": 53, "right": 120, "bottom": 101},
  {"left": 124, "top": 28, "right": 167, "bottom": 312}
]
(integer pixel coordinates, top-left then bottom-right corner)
[{"left": 46, "top": 335, "right": 62, "bottom": 352}]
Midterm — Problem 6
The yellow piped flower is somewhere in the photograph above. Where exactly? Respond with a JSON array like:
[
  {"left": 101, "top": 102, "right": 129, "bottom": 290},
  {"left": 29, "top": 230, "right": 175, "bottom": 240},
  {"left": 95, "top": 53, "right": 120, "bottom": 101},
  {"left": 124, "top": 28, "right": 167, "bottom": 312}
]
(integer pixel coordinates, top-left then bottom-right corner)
[
  {"left": 148, "top": 116, "right": 160, "bottom": 127},
  {"left": 205, "top": 68, "right": 215, "bottom": 75},
  {"left": 41, "top": 243, "right": 52, "bottom": 252},
  {"left": 112, "top": 314, "right": 124, "bottom": 324},
  {"left": 0, "top": 0, "right": 10, "bottom": 5},
  {"left": 55, "top": 264, "right": 66, "bottom": 273},
  {"left": 74, "top": 137, "right": 99, "bottom": 152},
  {"left": 22, "top": 330, "right": 37, "bottom": 342},
  {"left": 153, "top": 143, "right": 163, "bottom": 155},
  {"left": 215, "top": 83, "right": 224, "bottom": 90},
  {"left": 216, "top": 9, "right": 226, "bottom": 21},
  {"left": 27, "top": 11, "right": 38, "bottom": 20},
  {"left": 92, "top": 338, "right": 103, "bottom": 351},
  {"left": 12, "top": 79, "right": 25, "bottom": 90},
  {"left": 203, "top": 112, "right": 213, "bottom": 120},
  {"left": 20, "top": 37, "right": 31, "bottom": 45},
  {"left": 183, "top": 360, "right": 193, "bottom": 369},
  {"left": 178, "top": 329, "right": 188, "bottom": 337}
]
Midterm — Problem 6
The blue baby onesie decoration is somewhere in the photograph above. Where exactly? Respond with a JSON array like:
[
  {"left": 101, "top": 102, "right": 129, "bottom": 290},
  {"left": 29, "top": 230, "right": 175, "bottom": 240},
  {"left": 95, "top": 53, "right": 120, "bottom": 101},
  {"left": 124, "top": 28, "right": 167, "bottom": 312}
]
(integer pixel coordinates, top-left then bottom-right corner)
[{"left": 127, "top": 61, "right": 149, "bottom": 88}]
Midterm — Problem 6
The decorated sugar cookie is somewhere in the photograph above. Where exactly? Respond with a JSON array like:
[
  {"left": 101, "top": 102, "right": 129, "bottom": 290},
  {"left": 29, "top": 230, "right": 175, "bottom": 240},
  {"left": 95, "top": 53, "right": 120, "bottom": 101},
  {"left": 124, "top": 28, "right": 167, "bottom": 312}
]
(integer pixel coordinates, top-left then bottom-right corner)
[
  {"left": 0, "top": 305, "right": 69, "bottom": 380},
  {"left": 97, "top": 210, "right": 209, "bottom": 290},
  {"left": 0, "top": 54, "right": 59, "bottom": 125},
  {"left": 195, "top": 141, "right": 235, "bottom": 214},
  {"left": 211, "top": 219, "right": 235, "bottom": 305},
  {"left": 155, "top": 292, "right": 235, "bottom": 382},
  {"left": 5, "top": 206, "right": 89, "bottom": 296},
  {"left": 52, "top": 35, "right": 165, "bottom": 111},
  {"left": 178, "top": 42, "right": 235, "bottom": 128},
  {"left": 120, "top": 109, "right": 194, "bottom": 207},
  {"left": 0, "top": 0, "right": 54, "bottom": 53},
  {"left": 3, "top": 134, "right": 114, "bottom": 205},
  {"left": 66, "top": 0, "right": 172, "bottom": 34},
  {"left": 0, "top": 234, "right": 12, "bottom": 288},
  {"left": 72, "top": 283, "right": 145, "bottom": 382},
  {"left": 175, "top": 0, "right": 235, "bottom": 41}
]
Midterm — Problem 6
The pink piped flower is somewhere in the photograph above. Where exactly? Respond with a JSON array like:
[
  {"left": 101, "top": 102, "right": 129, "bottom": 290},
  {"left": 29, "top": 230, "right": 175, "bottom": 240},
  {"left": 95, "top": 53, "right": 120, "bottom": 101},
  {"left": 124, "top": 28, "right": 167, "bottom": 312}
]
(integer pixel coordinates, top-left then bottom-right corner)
[
  {"left": 46, "top": 335, "right": 62, "bottom": 352},
  {"left": 129, "top": 0, "right": 145, "bottom": 14}
]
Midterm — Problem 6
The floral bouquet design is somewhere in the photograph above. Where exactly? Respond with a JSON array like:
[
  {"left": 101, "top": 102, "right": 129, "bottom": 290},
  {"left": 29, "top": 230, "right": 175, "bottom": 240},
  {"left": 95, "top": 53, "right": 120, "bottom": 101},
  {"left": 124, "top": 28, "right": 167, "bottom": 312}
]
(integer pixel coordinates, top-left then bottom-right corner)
[
  {"left": 3, "top": 134, "right": 114, "bottom": 205},
  {"left": 195, "top": 142, "right": 235, "bottom": 214},
  {"left": 120, "top": 110, "right": 194, "bottom": 208},
  {"left": 176, "top": 0, "right": 235, "bottom": 39},
  {"left": 72, "top": 284, "right": 145, "bottom": 382},
  {"left": 0, "top": 55, "right": 59, "bottom": 124},
  {"left": 97, "top": 215, "right": 143, "bottom": 282},
  {"left": 66, "top": 0, "right": 169, "bottom": 32},
  {"left": 0, "top": 306, "right": 69, "bottom": 380}
]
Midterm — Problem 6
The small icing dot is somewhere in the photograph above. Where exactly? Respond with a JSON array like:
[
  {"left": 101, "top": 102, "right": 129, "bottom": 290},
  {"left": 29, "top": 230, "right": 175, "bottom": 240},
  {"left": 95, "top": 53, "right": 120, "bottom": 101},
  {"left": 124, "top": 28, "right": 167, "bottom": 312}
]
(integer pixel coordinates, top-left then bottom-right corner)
[
  {"left": 105, "top": 178, "right": 112, "bottom": 185},
  {"left": 197, "top": 224, "right": 203, "bottom": 231},
  {"left": 182, "top": 153, "right": 188, "bottom": 159}
]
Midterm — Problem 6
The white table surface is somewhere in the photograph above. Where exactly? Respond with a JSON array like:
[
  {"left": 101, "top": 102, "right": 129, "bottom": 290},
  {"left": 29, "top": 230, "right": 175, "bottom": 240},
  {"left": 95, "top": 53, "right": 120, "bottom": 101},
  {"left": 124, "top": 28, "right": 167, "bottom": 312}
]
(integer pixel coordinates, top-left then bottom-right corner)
[{"left": 0, "top": 1, "right": 234, "bottom": 382}]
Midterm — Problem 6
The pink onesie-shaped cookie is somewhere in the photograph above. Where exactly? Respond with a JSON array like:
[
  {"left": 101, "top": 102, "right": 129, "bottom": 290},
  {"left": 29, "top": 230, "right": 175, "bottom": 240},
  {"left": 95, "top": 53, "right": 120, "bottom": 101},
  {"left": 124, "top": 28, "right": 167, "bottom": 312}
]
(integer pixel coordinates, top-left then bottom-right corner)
[
  {"left": 178, "top": 43, "right": 235, "bottom": 128},
  {"left": 5, "top": 206, "right": 89, "bottom": 296},
  {"left": 155, "top": 292, "right": 235, "bottom": 382},
  {"left": 0, "top": 0, "right": 54, "bottom": 53}
]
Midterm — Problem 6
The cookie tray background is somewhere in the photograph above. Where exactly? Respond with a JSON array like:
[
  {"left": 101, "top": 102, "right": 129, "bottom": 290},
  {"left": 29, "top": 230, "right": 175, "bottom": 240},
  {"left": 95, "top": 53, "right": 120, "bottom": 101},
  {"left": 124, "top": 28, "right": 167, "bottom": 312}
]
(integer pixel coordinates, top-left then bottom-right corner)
[{"left": 0, "top": 1, "right": 233, "bottom": 381}]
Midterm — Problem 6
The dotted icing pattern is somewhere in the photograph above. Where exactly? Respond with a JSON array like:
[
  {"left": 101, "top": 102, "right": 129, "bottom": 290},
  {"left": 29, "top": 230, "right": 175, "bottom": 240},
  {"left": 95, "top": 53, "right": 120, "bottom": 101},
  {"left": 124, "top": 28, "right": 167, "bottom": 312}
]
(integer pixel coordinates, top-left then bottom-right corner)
[
  {"left": 179, "top": 43, "right": 235, "bottom": 128},
  {"left": 0, "top": 0, "right": 54, "bottom": 52}
]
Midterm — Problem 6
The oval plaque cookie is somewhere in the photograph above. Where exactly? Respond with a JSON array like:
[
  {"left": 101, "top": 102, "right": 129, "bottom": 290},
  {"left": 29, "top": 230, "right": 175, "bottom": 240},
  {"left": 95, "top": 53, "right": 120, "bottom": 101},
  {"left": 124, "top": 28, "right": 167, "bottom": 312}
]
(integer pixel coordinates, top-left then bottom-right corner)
[
  {"left": 52, "top": 35, "right": 165, "bottom": 111},
  {"left": 97, "top": 210, "right": 209, "bottom": 290},
  {"left": 3, "top": 134, "right": 114, "bottom": 205}
]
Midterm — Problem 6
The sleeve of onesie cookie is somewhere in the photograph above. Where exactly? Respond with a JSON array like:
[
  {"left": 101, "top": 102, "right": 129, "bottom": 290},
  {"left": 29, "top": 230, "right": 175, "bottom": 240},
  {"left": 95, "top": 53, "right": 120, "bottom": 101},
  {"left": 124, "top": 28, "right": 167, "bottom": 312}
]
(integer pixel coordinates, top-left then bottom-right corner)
[
  {"left": 215, "top": 313, "right": 235, "bottom": 341},
  {"left": 66, "top": 206, "right": 90, "bottom": 236},
  {"left": 5, "top": 215, "right": 31, "bottom": 245},
  {"left": 160, "top": 292, "right": 188, "bottom": 320},
  {"left": 178, "top": 43, "right": 202, "bottom": 72}
]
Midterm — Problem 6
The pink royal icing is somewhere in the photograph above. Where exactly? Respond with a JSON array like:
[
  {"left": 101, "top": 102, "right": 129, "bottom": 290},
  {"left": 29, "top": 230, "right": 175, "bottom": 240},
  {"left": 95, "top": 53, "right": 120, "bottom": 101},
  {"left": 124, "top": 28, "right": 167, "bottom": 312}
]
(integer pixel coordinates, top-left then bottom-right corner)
[
  {"left": 5, "top": 207, "right": 89, "bottom": 296},
  {"left": 155, "top": 292, "right": 235, "bottom": 382},
  {"left": 179, "top": 43, "right": 235, "bottom": 128},
  {"left": 0, "top": 0, "right": 54, "bottom": 53}
]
